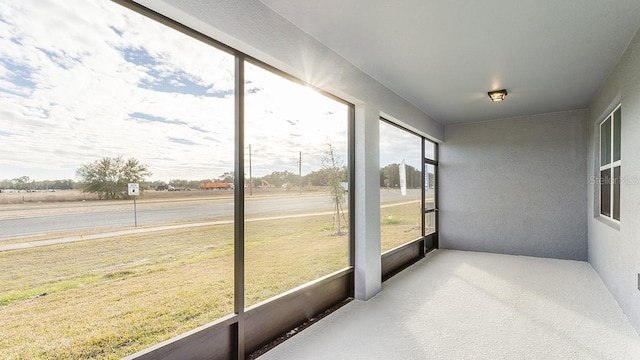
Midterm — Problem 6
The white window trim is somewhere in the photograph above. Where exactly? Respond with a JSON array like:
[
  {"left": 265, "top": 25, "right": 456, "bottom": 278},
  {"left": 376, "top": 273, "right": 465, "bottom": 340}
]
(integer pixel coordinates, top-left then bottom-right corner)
[{"left": 598, "top": 103, "right": 621, "bottom": 223}]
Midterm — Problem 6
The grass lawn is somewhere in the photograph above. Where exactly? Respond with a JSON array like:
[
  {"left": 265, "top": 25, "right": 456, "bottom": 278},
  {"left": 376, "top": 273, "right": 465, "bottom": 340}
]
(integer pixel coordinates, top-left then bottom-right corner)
[
  {"left": 0, "top": 214, "right": 348, "bottom": 359},
  {"left": 1, "top": 199, "right": 422, "bottom": 359},
  {"left": 381, "top": 200, "right": 423, "bottom": 252}
]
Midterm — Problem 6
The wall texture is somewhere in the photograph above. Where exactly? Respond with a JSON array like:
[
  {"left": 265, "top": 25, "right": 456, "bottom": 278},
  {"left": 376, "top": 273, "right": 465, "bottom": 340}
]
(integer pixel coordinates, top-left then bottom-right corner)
[
  {"left": 439, "top": 110, "right": 588, "bottom": 260},
  {"left": 587, "top": 26, "right": 640, "bottom": 333}
]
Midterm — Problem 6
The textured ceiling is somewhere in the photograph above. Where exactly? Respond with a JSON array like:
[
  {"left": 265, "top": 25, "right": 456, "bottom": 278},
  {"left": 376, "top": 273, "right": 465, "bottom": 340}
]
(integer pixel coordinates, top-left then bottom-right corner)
[{"left": 260, "top": 0, "right": 640, "bottom": 125}]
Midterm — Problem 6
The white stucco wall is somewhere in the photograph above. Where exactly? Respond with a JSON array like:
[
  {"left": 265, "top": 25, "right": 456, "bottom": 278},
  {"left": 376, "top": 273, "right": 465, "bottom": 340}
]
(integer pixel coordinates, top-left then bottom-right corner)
[
  {"left": 587, "top": 26, "right": 640, "bottom": 333},
  {"left": 439, "top": 110, "right": 588, "bottom": 261}
]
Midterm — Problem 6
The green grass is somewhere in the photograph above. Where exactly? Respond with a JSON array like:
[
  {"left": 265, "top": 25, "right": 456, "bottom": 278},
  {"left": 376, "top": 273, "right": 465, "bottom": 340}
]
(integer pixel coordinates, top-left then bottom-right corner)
[
  {"left": 381, "top": 200, "right": 423, "bottom": 252},
  {"left": 0, "top": 214, "right": 349, "bottom": 359},
  {"left": 381, "top": 216, "right": 402, "bottom": 225},
  {"left": 0, "top": 230, "right": 235, "bottom": 358},
  {"left": 0, "top": 199, "right": 421, "bottom": 359}
]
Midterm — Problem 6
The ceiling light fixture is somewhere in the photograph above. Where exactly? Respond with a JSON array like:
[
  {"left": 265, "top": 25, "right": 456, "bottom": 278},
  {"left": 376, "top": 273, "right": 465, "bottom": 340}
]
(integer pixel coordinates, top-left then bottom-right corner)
[{"left": 488, "top": 89, "right": 508, "bottom": 102}]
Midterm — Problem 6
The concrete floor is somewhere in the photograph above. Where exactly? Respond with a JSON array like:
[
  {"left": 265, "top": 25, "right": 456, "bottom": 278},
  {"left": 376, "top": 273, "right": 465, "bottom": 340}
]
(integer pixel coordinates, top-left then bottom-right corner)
[{"left": 260, "top": 250, "right": 640, "bottom": 359}]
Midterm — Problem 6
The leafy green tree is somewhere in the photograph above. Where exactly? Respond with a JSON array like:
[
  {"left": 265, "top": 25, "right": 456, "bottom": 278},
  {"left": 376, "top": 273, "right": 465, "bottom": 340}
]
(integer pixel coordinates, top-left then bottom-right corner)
[
  {"left": 11, "top": 176, "right": 32, "bottom": 190},
  {"left": 259, "top": 170, "right": 299, "bottom": 188},
  {"left": 380, "top": 163, "right": 399, "bottom": 188},
  {"left": 147, "top": 180, "right": 167, "bottom": 190},
  {"left": 50, "top": 179, "right": 75, "bottom": 190},
  {"left": 305, "top": 166, "right": 346, "bottom": 187},
  {"left": 215, "top": 172, "right": 235, "bottom": 183},
  {"left": 168, "top": 179, "right": 189, "bottom": 189},
  {"left": 380, "top": 163, "right": 421, "bottom": 188},
  {"left": 76, "top": 156, "right": 151, "bottom": 199}
]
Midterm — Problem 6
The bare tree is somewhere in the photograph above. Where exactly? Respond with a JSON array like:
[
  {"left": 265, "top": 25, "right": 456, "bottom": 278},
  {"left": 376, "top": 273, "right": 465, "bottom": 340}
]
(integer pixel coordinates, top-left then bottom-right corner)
[{"left": 323, "top": 140, "right": 347, "bottom": 236}]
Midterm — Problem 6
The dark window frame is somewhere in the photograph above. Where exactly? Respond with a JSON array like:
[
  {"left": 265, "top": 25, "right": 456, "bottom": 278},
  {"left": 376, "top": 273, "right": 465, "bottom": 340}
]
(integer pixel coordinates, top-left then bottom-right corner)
[
  {"left": 378, "top": 118, "right": 439, "bottom": 251},
  {"left": 112, "top": 1, "right": 357, "bottom": 358},
  {"left": 424, "top": 139, "right": 438, "bottom": 250}
]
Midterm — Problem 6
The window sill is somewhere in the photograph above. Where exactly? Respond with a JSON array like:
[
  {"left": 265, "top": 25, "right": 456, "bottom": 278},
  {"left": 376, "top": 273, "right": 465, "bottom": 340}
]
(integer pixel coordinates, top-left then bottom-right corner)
[{"left": 595, "top": 215, "right": 620, "bottom": 231}]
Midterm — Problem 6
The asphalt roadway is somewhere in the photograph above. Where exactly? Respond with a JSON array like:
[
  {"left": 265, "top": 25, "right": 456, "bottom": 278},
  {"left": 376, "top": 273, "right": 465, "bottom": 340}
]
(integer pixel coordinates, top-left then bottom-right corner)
[{"left": 0, "top": 189, "right": 424, "bottom": 241}]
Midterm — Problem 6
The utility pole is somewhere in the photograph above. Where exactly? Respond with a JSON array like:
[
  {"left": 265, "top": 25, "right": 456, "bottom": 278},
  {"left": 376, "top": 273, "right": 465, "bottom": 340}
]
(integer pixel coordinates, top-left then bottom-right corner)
[
  {"left": 249, "top": 144, "right": 253, "bottom": 196},
  {"left": 299, "top": 151, "right": 302, "bottom": 194}
]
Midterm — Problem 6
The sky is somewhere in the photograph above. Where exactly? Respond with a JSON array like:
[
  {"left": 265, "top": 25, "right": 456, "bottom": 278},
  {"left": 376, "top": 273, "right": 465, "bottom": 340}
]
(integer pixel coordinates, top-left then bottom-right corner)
[
  {"left": 0, "top": 0, "right": 422, "bottom": 183},
  {"left": 379, "top": 120, "right": 432, "bottom": 171}
]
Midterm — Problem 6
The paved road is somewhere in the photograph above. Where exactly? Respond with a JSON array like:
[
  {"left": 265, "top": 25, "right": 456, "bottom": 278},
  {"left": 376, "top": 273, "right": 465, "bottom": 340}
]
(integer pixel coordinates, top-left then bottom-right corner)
[{"left": 0, "top": 189, "right": 426, "bottom": 240}]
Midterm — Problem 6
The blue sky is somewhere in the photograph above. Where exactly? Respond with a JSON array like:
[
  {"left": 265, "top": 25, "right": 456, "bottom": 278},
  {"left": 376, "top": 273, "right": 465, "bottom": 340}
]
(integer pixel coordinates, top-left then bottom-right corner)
[
  {"left": 0, "top": 0, "right": 240, "bottom": 181},
  {"left": 0, "top": 0, "right": 411, "bottom": 183}
]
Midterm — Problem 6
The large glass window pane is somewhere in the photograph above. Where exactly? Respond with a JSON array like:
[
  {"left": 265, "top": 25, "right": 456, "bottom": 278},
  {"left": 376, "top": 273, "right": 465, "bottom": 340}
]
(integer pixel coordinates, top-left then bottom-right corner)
[
  {"left": 613, "top": 166, "right": 621, "bottom": 221},
  {"left": 0, "top": 2, "right": 234, "bottom": 358},
  {"left": 379, "top": 121, "right": 422, "bottom": 252},
  {"left": 244, "top": 62, "right": 349, "bottom": 307},
  {"left": 424, "top": 211, "right": 436, "bottom": 236},
  {"left": 600, "top": 117, "right": 611, "bottom": 166},
  {"left": 614, "top": 108, "right": 621, "bottom": 162},
  {"left": 425, "top": 140, "right": 436, "bottom": 161},
  {"left": 425, "top": 163, "right": 436, "bottom": 211},
  {"left": 600, "top": 169, "right": 611, "bottom": 217}
]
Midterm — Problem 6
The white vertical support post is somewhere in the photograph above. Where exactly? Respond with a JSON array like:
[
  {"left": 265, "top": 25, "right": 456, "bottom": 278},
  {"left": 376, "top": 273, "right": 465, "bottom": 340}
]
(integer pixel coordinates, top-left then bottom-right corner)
[{"left": 354, "top": 104, "right": 382, "bottom": 300}]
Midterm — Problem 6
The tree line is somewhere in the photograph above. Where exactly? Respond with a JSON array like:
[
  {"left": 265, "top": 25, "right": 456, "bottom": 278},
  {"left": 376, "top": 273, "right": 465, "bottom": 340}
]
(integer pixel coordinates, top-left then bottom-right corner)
[
  {"left": 0, "top": 176, "right": 75, "bottom": 191},
  {"left": 2, "top": 157, "right": 430, "bottom": 200},
  {"left": 148, "top": 167, "right": 349, "bottom": 192},
  {"left": 380, "top": 163, "right": 426, "bottom": 188}
]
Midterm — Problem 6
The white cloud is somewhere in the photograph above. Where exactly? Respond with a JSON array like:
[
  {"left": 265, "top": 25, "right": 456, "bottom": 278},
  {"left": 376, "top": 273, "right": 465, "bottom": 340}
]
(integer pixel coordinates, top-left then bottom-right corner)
[
  {"left": 379, "top": 120, "right": 423, "bottom": 170},
  {"left": 0, "top": 0, "right": 237, "bottom": 181},
  {"left": 0, "top": 0, "right": 353, "bottom": 183}
]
